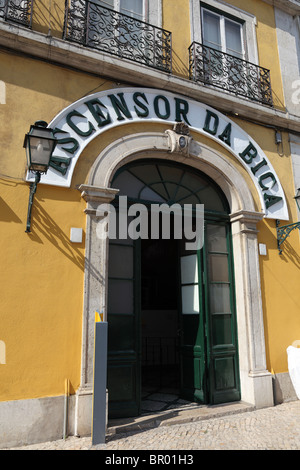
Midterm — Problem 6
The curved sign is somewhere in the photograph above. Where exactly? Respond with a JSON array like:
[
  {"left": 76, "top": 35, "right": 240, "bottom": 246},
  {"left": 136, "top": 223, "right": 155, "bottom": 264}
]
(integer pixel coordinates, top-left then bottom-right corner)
[{"left": 27, "top": 87, "right": 288, "bottom": 220}]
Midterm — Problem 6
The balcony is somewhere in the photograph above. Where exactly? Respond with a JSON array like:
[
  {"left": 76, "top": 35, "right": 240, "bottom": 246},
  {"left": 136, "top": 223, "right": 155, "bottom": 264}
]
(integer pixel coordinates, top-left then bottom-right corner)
[
  {"left": 0, "top": 1, "right": 276, "bottom": 108},
  {"left": 189, "top": 42, "right": 273, "bottom": 107},
  {"left": 63, "top": 0, "right": 172, "bottom": 73},
  {"left": 0, "top": 0, "right": 33, "bottom": 27}
]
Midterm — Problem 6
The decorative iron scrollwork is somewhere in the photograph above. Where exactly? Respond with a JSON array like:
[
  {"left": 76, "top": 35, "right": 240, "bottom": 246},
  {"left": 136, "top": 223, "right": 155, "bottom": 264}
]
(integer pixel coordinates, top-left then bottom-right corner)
[
  {"left": 189, "top": 42, "right": 273, "bottom": 107},
  {"left": 63, "top": 0, "right": 172, "bottom": 73},
  {"left": 276, "top": 219, "right": 300, "bottom": 255},
  {"left": 0, "top": 0, "right": 33, "bottom": 27}
]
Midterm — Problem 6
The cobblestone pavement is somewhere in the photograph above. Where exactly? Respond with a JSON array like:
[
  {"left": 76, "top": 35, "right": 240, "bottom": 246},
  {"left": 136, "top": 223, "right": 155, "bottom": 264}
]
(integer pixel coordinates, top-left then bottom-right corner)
[{"left": 5, "top": 401, "right": 300, "bottom": 451}]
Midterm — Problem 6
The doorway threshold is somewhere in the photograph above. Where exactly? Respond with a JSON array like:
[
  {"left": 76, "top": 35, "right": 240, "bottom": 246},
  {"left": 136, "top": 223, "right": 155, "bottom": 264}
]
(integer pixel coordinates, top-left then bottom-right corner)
[{"left": 107, "top": 392, "right": 255, "bottom": 437}]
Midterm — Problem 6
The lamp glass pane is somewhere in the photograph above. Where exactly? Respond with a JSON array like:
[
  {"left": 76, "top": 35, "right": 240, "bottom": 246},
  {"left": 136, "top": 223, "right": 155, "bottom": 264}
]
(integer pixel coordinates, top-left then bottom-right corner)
[{"left": 27, "top": 134, "right": 55, "bottom": 171}]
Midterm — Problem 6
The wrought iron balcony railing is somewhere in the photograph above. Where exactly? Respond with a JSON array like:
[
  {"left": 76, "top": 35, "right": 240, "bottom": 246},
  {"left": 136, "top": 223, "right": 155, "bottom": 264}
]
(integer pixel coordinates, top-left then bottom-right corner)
[
  {"left": 189, "top": 42, "right": 273, "bottom": 107},
  {"left": 63, "top": 0, "right": 172, "bottom": 73},
  {"left": 0, "top": 2, "right": 275, "bottom": 106},
  {"left": 0, "top": 0, "right": 33, "bottom": 27}
]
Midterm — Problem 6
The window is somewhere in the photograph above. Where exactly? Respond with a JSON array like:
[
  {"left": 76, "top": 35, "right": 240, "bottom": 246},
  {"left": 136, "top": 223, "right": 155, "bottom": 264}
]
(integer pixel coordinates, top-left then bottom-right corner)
[
  {"left": 64, "top": 0, "right": 170, "bottom": 71},
  {"left": 98, "top": 0, "right": 147, "bottom": 22},
  {"left": 90, "top": 0, "right": 147, "bottom": 52},
  {"left": 190, "top": 1, "right": 258, "bottom": 65},
  {"left": 202, "top": 8, "right": 244, "bottom": 59},
  {"left": 189, "top": 2, "right": 272, "bottom": 105},
  {"left": 199, "top": 7, "right": 245, "bottom": 92},
  {"left": 112, "top": 159, "right": 228, "bottom": 212}
]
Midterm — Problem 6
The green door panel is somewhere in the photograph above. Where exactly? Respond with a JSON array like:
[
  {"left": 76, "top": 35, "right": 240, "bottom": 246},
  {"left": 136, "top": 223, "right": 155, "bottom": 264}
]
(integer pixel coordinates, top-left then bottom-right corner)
[
  {"left": 210, "top": 353, "right": 241, "bottom": 404},
  {"left": 179, "top": 222, "right": 240, "bottom": 405},
  {"left": 181, "top": 353, "right": 206, "bottom": 402},
  {"left": 107, "top": 238, "right": 141, "bottom": 419},
  {"left": 107, "top": 358, "right": 140, "bottom": 418},
  {"left": 205, "top": 223, "right": 240, "bottom": 405},
  {"left": 179, "top": 249, "right": 207, "bottom": 403},
  {"left": 107, "top": 315, "right": 135, "bottom": 351}
]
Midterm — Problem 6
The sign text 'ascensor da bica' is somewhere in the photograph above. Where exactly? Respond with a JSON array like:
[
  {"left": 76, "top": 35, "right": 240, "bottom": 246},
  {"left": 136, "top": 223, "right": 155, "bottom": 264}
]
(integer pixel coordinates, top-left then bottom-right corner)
[{"left": 27, "top": 88, "right": 288, "bottom": 220}]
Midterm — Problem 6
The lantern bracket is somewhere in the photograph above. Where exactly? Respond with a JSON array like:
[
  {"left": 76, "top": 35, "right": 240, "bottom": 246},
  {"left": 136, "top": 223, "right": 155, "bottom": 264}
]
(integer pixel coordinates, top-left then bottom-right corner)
[
  {"left": 23, "top": 121, "right": 57, "bottom": 233},
  {"left": 25, "top": 173, "right": 41, "bottom": 233},
  {"left": 276, "top": 219, "right": 300, "bottom": 255}
]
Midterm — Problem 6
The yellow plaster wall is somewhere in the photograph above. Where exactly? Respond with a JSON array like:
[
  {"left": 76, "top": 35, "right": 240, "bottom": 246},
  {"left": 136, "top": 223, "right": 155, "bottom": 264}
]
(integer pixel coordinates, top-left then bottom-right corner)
[
  {"left": 162, "top": 0, "right": 191, "bottom": 77},
  {"left": 0, "top": 1, "right": 298, "bottom": 403},
  {"left": 0, "top": 49, "right": 116, "bottom": 179},
  {"left": 258, "top": 221, "right": 300, "bottom": 374},
  {"left": 31, "top": 0, "right": 66, "bottom": 37},
  {"left": 0, "top": 51, "right": 104, "bottom": 400},
  {"left": 0, "top": 183, "right": 86, "bottom": 400}
]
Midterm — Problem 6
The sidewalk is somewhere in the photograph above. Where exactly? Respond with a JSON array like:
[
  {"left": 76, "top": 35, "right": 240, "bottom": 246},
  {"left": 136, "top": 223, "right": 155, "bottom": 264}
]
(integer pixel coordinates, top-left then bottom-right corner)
[{"left": 5, "top": 400, "right": 300, "bottom": 450}]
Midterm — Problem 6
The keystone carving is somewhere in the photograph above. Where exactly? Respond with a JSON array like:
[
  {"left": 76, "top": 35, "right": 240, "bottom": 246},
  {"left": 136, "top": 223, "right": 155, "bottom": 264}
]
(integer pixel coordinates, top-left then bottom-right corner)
[{"left": 165, "top": 122, "right": 193, "bottom": 155}]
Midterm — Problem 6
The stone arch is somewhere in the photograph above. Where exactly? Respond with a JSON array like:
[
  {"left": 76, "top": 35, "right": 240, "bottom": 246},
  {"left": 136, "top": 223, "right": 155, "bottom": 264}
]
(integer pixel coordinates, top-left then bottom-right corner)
[
  {"left": 75, "top": 131, "right": 273, "bottom": 435},
  {"left": 88, "top": 132, "right": 256, "bottom": 214}
]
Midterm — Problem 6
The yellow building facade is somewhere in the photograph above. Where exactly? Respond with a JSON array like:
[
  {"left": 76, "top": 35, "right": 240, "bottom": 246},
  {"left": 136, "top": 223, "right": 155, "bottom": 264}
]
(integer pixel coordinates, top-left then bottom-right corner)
[{"left": 0, "top": 0, "right": 300, "bottom": 447}]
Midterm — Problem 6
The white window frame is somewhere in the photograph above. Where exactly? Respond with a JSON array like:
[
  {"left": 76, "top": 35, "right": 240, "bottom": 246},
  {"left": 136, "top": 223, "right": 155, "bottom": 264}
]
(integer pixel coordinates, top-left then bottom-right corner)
[
  {"left": 201, "top": 7, "right": 245, "bottom": 59},
  {"left": 98, "top": 0, "right": 146, "bottom": 21},
  {"left": 190, "top": 0, "right": 259, "bottom": 64},
  {"left": 96, "top": 0, "right": 162, "bottom": 26}
]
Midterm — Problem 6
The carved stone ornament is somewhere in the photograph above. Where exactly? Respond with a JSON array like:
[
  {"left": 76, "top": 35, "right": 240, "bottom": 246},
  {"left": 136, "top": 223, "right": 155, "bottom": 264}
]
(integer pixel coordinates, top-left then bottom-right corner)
[
  {"left": 173, "top": 122, "right": 190, "bottom": 135},
  {"left": 165, "top": 122, "right": 193, "bottom": 155}
]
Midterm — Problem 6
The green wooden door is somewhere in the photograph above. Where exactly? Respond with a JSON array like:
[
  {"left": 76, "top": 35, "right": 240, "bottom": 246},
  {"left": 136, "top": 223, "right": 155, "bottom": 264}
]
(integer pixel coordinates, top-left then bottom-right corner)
[
  {"left": 205, "top": 222, "right": 240, "bottom": 404},
  {"left": 179, "top": 246, "right": 207, "bottom": 403},
  {"left": 106, "top": 159, "right": 240, "bottom": 417},
  {"left": 107, "top": 234, "right": 141, "bottom": 419},
  {"left": 179, "top": 222, "right": 240, "bottom": 405}
]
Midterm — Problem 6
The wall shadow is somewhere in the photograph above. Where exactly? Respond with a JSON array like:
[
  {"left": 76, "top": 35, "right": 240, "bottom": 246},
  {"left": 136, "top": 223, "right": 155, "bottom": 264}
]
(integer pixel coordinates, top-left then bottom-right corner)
[
  {"left": 0, "top": 196, "right": 22, "bottom": 223},
  {"left": 27, "top": 198, "right": 103, "bottom": 285}
]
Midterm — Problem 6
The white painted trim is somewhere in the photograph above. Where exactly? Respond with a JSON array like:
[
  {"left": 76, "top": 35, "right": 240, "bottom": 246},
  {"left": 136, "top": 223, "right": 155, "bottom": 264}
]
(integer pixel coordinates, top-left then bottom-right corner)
[{"left": 148, "top": 0, "right": 162, "bottom": 28}]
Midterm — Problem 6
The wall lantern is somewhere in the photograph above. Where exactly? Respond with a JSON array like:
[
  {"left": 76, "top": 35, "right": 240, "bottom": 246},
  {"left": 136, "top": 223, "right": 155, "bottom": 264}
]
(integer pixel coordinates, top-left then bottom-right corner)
[
  {"left": 23, "top": 121, "right": 57, "bottom": 233},
  {"left": 276, "top": 188, "right": 300, "bottom": 254}
]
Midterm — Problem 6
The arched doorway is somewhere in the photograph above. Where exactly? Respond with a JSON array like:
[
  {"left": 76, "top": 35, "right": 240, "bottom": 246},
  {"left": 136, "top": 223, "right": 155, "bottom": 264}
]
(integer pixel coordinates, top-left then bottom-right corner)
[
  {"left": 107, "top": 159, "right": 240, "bottom": 418},
  {"left": 76, "top": 132, "right": 274, "bottom": 435}
]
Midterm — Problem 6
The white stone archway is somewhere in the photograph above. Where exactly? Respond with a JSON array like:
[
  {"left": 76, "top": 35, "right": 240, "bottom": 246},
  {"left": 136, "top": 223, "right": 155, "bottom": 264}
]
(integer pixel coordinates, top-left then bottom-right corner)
[{"left": 75, "top": 131, "right": 274, "bottom": 435}]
